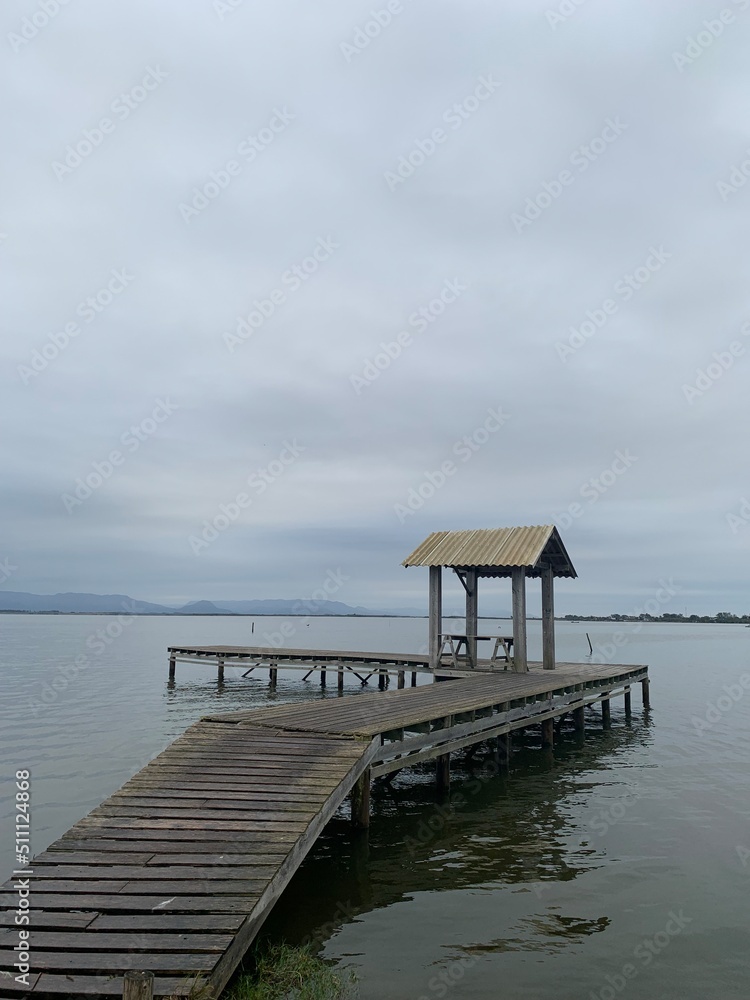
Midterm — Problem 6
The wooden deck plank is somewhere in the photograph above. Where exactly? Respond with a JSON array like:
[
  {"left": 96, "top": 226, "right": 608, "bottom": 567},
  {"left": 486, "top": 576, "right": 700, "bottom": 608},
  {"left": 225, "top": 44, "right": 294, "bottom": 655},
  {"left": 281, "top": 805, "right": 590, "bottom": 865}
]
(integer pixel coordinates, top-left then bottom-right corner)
[
  {"left": 29, "top": 973, "right": 200, "bottom": 995},
  {"left": 33, "top": 866, "right": 277, "bottom": 881},
  {"left": 0, "top": 930, "right": 233, "bottom": 951},
  {"left": 0, "top": 948, "right": 218, "bottom": 972}
]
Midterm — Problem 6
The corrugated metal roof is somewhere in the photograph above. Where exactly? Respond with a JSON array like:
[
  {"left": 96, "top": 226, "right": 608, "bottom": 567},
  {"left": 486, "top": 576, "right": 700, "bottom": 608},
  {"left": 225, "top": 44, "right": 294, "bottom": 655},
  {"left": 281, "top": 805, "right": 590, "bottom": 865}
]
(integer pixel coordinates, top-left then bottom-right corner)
[{"left": 402, "top": 526, "right": 577, "bottom": 578}]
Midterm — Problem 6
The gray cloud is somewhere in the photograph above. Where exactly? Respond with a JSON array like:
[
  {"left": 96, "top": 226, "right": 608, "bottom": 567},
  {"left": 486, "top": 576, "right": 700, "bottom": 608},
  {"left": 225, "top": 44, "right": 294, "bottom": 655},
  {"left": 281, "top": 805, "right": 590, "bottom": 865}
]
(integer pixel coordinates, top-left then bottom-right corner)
[{"left": 2, "top": 0, "right": 749, "bottom": 613}]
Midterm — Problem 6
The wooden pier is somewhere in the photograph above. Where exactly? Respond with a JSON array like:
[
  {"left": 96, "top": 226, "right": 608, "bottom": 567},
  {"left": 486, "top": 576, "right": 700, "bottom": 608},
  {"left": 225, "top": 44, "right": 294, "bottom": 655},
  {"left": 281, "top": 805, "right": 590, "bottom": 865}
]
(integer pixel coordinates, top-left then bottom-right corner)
[
  {"left": 0, "top": 660, "right": 648, "bottom": 998},
  {"left": 167, "top": 644, "right": 433, "bottom": 690}
]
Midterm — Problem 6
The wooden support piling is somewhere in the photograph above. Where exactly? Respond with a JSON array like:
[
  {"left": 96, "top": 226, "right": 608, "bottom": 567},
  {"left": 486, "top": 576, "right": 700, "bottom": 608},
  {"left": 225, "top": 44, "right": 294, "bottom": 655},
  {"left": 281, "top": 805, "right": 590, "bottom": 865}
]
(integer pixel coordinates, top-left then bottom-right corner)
[
  {"left": 436, "top": 752, "right": 450, "bottom": 792},
  {"left": 624, "top": 686, "right": 631, "bottom": 714},
  {"left": 397, "top": 670, "right": 405, "bottom": 689},
  {"left": 411, "top": 671, "right": 417, "bottom": 687},
  {"left": 573, "top": 704, "right": 585, "bottom": 734},
  {"left": 123, "top": 971, "right": 154, "bottom": 1000},
  {"left": 320, "top": 668, "right": 326, "bottom": 688},
  {"left": 641, "top": 677, "right": 651, "bottom": 709},
  {"left": 378, "top": 669, "right": 386, "bottom": 690},
  {"left": 351, "top": 768, "right": 371, "bottom": 829},
  {"left": 168, "top": 655, "right": 175, "bottom": 680},
  {"left": 496, "top": 732, "right": 510, "bottom": 767},
  {"left": 338, "top": 668, "right": 344, "bottom": 693},
  {"left": 269, "top": 667, "right": 277, "bottom": 690},
  {"left": 541, "top": 717, "right": 554, "bottom": 748},
  {"left": 601, "top": 696, "right": 611, "bottom": 729},
  {"left": 217, "top": 659, "right": 225, "bottom": 683}
]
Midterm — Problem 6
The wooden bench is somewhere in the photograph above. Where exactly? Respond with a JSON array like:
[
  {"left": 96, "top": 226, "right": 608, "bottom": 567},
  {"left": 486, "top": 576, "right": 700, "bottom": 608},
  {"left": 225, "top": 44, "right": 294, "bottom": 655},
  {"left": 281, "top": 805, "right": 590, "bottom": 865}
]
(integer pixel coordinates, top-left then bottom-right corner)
[{"left": 439, "top": 633, "right": 515, "bottom": 670}]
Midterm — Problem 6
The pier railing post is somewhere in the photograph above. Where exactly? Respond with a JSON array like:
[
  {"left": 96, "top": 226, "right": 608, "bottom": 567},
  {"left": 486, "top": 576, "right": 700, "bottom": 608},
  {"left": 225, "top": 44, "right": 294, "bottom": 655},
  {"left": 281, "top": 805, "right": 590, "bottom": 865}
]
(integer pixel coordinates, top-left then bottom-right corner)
[{"left": 123, "top": 971, "right": 154, "bottom": 1000}]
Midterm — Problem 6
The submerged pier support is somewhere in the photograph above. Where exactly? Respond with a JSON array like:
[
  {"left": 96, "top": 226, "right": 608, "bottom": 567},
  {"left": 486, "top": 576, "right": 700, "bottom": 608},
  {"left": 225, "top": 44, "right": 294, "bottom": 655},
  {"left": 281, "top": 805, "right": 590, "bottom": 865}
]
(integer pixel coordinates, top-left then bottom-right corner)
[
  {"left": 351, "top": 768, "right": 371, "bottom": 829},
  {"left": 541, "top": 717, "right": 554, "bottom": 748},
  {"left": 641, "top": 677, "right": 651, "bottom": 709}
]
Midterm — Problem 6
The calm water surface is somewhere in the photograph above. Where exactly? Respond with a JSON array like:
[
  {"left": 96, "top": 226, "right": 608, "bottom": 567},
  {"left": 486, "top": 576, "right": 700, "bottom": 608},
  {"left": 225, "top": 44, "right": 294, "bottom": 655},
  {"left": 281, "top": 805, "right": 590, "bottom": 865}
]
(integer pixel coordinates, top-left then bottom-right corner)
[{"left": 1, "top": 615, "right": 749, "bottom": 999}]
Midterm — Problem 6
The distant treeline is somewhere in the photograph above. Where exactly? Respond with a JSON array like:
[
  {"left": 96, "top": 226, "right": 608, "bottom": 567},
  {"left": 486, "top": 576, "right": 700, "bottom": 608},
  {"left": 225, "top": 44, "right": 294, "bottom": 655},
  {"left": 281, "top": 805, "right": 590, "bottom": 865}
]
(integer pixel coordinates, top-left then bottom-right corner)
[{"left": 562, "top": 613, "right": 750, "bottom": 624}]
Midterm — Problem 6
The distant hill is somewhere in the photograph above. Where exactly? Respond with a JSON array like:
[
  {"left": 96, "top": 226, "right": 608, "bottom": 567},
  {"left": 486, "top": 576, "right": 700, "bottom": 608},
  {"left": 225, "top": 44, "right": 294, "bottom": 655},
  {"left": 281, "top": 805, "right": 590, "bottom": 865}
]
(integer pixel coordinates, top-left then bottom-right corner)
[
  {"left": 0, "top": 591, "right": 173, "bottom": 614},
  {"left": 216, "top": 599, "right": 372, "bottom": 616},
  {"left": 177, "top": 601, "right": 231, "bottom": 615},
  {"left": 0, "top": 590, "right": 419, "bottom": 616}
]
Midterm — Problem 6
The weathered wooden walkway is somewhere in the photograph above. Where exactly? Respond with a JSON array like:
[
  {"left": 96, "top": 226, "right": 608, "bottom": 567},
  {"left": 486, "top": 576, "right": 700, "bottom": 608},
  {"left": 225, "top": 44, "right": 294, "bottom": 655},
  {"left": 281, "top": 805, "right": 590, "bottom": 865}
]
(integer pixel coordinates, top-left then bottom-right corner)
[{"left": 0, "top": 662, "right": 648, "bottom": 998}]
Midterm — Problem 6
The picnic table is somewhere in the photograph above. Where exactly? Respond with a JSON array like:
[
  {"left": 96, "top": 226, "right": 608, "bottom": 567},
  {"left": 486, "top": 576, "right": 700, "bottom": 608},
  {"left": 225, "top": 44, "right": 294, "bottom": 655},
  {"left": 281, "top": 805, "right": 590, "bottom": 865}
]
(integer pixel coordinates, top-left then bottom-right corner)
[{"left": 439, "top": 633, "right": 516, "bottom": 670}]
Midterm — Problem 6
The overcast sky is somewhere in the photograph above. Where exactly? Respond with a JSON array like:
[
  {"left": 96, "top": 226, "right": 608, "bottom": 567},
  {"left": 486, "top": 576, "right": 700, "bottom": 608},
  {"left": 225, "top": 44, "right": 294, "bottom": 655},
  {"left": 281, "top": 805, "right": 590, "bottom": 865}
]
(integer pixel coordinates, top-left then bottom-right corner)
[{"left": 2, "top": 0, "right": 749, "bottom": 614}]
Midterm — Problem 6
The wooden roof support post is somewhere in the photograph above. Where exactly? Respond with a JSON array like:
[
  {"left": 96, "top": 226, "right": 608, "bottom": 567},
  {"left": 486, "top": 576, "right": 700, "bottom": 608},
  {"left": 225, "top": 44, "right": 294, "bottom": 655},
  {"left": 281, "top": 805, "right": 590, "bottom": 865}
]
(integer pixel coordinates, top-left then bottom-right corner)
[
  {"left": 541, "top": 564, "right": 555, "bottom": 670},
  {"left": 465, "top": 568, "right": 478, "bottom": 669},
  {"left": 511, "top": 567, "right": 528, "bottom": 672},
  {"left": 429, "top": 565, "right": 443, "bottom": 672}
]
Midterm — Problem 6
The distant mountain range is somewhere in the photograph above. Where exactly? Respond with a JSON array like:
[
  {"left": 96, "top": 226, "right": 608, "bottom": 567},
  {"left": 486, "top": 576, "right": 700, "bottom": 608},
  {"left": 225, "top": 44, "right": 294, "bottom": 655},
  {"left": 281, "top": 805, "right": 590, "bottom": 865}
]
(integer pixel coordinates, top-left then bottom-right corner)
[{"left": 0, "top": 591, "right": 428, "bottom": 617}]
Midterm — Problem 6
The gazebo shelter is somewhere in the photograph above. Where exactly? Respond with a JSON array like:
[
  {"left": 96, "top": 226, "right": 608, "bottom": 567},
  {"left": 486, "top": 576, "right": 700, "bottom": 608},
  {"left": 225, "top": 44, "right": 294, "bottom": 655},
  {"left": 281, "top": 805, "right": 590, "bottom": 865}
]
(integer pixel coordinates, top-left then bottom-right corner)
[{"left": 403, "top": 526, "right": 577, "bottom": 673}]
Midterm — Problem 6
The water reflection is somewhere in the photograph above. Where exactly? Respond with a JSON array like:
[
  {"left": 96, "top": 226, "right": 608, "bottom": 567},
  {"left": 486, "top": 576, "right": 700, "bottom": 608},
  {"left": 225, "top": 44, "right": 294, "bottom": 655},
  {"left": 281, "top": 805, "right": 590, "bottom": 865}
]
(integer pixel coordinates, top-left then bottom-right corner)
[{"left": 258, "top": 711, "right": 653, "bottom": 953}]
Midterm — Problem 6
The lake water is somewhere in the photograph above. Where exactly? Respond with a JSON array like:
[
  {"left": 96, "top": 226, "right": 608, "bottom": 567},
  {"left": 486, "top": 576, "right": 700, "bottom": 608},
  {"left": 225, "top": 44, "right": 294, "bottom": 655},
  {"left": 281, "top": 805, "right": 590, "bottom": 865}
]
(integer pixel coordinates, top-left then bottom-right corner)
[{"left": 1, "top": 614, "right": 749, "bottom": 999}]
